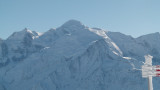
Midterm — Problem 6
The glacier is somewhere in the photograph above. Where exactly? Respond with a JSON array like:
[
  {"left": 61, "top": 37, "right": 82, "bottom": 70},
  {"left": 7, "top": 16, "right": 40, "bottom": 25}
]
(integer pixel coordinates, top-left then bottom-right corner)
[{"left": 0, "top": 20, "right": 160, "bottom": 90}]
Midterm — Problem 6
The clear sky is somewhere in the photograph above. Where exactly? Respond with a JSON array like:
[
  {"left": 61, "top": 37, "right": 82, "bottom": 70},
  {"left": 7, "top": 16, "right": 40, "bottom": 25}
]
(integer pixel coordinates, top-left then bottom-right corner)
[{"left": 0, "top": 0, "right": 160, "bottom": 39}]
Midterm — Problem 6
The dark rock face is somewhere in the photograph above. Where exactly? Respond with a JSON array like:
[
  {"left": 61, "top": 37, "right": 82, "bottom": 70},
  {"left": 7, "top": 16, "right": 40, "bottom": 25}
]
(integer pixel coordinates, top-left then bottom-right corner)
[
  {"left": 0, "top": 41, "right": 9, "bottom": 67},
  {"left": 1, "top": 42, "right": 8, "bottom": 58},
  {"left": 22, "top": 33, "right": 33, "bottom": 47}
]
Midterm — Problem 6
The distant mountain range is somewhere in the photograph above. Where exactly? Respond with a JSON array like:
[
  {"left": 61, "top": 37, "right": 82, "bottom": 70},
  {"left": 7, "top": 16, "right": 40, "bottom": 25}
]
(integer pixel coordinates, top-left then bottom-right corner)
[{"left": 0, "top": 20, "right": 160, "bottom": 90}]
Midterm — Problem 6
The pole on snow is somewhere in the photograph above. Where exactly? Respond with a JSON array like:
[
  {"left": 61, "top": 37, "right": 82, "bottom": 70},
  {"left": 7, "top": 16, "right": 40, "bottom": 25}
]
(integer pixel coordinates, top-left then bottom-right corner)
[{"left": 142, "top": 55, "right": 153, "bottom": 90}]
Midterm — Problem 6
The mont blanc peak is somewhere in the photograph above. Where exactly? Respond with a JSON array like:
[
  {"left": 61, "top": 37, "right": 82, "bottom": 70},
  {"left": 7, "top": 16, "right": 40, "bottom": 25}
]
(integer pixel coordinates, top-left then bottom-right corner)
[
  {"left": 59, "top": 19, "right": 86, "bottom": 31},
  {"left": 61, "top": 20, "right": 84, "bottom": 27}
]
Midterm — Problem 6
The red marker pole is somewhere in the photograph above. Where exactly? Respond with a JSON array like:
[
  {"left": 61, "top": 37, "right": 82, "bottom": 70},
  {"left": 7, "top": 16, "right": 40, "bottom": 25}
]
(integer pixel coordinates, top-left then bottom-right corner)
[
  {"left": 156, "top": 73, "right": 160, "bottom": 77},
  {"left": 156, "top": 69, "right": 160, "bottom": 77},
  {"left": 156, "top": 69, "right": 160, "bottom": 71},
  {"left": 155, "top": 66, "right": 160, "bottom": 77}
]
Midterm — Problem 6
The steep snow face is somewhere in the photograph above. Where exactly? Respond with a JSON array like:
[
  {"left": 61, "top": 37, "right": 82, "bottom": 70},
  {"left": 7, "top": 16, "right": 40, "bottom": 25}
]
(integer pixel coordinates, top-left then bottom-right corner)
[
  {"left": 6, "top": 28, "right": 41, "bottom": 49},
  {"left": 34, "top": 21, "right": 104, "bottom": 57},
  {"left": 89, "top": 29, "right": 123, "bottom": 56},
  {"left": 106, "top": 32, "right": 147, "bottom": 59},
  {"left": 67, "top": 39, "right": 147, "bottom": 90},
  {"left": 34, "top": 24, "right": 123, "bottom": 58},
  {"left": 7, "top": 28, "right": 40, "bottom": 41},
  {"left": 34, "top": 20, "right": 89, "bottom": 47},
  {"left": 33, "top": 28, "right": 58, "bottom": 46},
  {"left": 136, "top": 32, "right": 160, "bottom": 64},
  {"left": 106, "top": 31, "right": 160, "bottom": 65},
  {"left": 34, "top": 20, "right": 86, "bottom": 46},
  {"left": 137, "top": 32, "right": 160, "bottom": 53},
  {"left": 6, "top": 28, "right": 43, "bottom": 62}
]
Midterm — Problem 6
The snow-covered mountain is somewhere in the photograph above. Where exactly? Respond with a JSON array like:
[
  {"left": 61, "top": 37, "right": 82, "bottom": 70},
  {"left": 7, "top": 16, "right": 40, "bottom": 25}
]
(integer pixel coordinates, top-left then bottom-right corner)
[
  {"left": 136, "top": 32, "right": 160, "bottom": 65},
  {"left": 0, "top": 20, "right": 160, "bottom": 90}
]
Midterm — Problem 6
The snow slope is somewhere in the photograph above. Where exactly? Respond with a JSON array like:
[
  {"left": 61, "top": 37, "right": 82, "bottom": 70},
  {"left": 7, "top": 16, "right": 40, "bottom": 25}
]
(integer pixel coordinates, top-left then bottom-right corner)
[
  {"left": 0, "top": 20, "right": 160, "bottom": 90},
  {"left": 136, "top": 32, "right": 160, "bottom": 65}
]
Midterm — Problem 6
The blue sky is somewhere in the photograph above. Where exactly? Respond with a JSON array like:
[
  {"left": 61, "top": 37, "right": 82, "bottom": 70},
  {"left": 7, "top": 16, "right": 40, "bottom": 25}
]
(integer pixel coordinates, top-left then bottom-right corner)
[{"left": 0, "top": 0, "right": 160, "bottom": 39}]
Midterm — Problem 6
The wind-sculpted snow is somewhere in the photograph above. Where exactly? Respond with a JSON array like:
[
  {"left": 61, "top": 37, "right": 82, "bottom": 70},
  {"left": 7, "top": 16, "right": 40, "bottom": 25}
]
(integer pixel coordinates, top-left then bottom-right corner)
[{"left": 0, "top": 20, "right": 160, "bottom": 90}]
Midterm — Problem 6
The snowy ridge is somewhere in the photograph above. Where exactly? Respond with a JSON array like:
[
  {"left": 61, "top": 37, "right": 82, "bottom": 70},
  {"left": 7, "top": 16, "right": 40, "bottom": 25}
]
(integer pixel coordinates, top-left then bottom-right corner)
[
  {"left": 0, "top": 20, "right": 160, "bottom": 90},
  {"left": 89, "top": 28, "right": 123, "bottom": 56},
  {"left": 7, "top": 28, "right": 41, "bottom": 40}
]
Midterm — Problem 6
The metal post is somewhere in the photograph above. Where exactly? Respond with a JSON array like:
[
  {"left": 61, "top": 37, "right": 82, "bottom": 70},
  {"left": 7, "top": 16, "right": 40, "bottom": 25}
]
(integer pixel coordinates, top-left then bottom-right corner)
[
  {"left": 142, "top": 55, "right": 154, "bottom": 90},
  {"left": 148, "top": 76, "right": 153, "bottom": 90}
]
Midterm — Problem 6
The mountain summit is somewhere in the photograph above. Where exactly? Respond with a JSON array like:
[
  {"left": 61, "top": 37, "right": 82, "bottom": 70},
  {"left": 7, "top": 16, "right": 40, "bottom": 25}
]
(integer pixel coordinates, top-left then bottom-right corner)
[
  {"left": 61, "top": 19, "right": 84, "bottom": 27},
  {"left": 60, "top": 19, "right": 86, "bottom": 30},
  {"left": 0, "top": 20, "right": 160, "bottom": 90}
]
